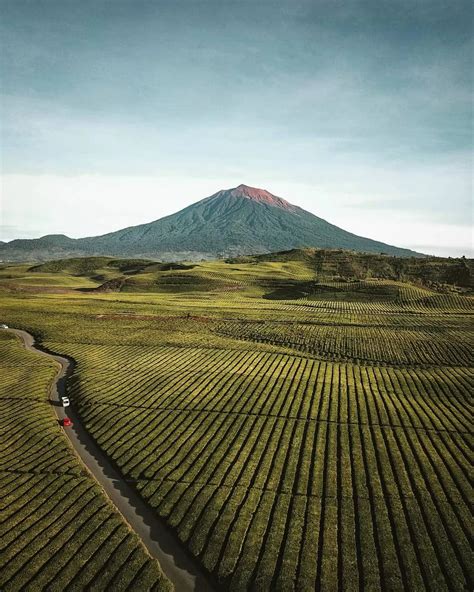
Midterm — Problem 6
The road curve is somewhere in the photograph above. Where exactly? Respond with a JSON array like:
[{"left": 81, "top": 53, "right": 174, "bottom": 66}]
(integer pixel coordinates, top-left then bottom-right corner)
[{"left": 9, "top": 328, "right": 216, "bottom": 592}]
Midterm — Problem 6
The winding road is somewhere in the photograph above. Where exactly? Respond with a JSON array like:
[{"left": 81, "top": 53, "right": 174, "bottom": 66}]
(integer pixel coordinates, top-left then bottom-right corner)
[{"left": 9, "top": 328, "right": 215, "bottom": 592}]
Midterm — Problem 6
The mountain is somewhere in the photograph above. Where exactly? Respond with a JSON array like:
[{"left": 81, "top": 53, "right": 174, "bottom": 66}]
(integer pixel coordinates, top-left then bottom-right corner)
[{"left": 0, "top": 184, "right": 423, "bottom": 261}]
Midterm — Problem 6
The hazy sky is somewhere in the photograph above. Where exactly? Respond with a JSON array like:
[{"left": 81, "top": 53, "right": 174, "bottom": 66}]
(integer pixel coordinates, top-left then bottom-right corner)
[{"left": 1, "top": 0, "right": 472, "bottom": 256}]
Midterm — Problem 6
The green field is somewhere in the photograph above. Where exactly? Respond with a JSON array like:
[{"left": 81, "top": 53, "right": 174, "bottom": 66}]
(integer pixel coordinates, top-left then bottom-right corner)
[
  {"left": 0, "top": 253, "right": 472, "bottom": 591},
  {"left": 0, "top": 331, "right": 172, "bottom": 591}
]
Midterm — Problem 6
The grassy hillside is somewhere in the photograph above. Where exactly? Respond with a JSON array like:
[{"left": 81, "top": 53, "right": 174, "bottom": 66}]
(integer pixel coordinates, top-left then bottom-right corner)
[
  {"left": 232, "top": 249, "right": 474, "bottom": 289},
  {"left": 2, "top": 250, "right": 470, "bottom": 297},
  {"left": 0, "top": 254, "right": 472, "bottom": 591},
  {"left": 0, "top": 331, "right": 171, "bottom": 591}
]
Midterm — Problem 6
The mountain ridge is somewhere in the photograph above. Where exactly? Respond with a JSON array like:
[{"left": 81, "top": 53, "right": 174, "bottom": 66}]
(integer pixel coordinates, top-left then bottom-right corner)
[{"left": 0, "top": 184, "right": 424, "bottom": 261}]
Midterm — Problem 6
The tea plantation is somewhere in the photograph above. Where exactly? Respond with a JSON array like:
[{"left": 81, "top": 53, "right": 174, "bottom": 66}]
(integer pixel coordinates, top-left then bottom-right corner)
[{"left": 0, "top": 253, "right": 472, "bottom": 591}]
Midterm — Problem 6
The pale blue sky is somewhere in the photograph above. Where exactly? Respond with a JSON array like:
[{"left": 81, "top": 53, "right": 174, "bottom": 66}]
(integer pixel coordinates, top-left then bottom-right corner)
[{"left": 1, "top": 0, "right": 472, "bottom": 255}]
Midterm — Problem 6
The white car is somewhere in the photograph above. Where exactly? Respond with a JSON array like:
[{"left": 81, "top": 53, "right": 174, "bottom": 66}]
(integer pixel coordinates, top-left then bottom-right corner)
[
  {"left": 0, "top": 324, "right": 8, "bottom": 329},
  {"left": 61, "top": 397, "right": 70, "bottom": 407}
]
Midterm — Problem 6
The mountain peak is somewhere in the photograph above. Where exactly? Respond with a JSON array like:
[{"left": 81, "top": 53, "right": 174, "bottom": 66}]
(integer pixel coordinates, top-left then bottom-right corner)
[
  {"left": 0, "top": 184, "right": 423, "bottom": 261},
  {"left": 222, "top": 184, "right": 298, "bottom": 211}
]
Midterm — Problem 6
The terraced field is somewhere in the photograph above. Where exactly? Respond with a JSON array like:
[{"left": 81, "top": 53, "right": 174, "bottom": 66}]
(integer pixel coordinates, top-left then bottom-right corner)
[
  {"left": 0, "top": 331, "right": 171, "bottom": 592},
  {"left": 214, "top": 319, "right": 472, "bottom": 365},
  {"left": 0, "top": 255, "right": 472, "bottom": 591},
  {"left": 50, "top": 343, "right": 472, "bottom": 591}
]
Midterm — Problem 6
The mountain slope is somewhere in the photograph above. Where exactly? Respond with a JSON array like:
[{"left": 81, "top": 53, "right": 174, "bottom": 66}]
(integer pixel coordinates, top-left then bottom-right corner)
[{"left": 0, "top": 184, "right": 423, "bottom": 261}]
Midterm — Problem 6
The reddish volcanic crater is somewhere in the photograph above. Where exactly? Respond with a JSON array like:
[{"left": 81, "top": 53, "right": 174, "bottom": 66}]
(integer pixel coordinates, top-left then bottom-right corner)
[{"left": 225, "top": 184, "right": 298, "bottom": 211}]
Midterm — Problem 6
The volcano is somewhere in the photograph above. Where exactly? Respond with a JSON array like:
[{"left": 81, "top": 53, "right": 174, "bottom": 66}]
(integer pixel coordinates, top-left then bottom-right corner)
[{"left": 0, "top": 184, "right": 422, "bottom": 261}]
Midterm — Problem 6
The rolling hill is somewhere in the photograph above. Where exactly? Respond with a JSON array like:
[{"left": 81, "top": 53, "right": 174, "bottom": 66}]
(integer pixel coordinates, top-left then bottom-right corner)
[
  {"left": 2, "top": 249, "right": 470, "bottom": 297},
  {"left": 0, "top": 184, "right": 423, "bottom": 261}
]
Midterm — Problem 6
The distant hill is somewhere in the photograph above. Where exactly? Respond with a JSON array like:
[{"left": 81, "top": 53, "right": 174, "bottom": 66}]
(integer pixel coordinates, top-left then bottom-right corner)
[
  {"left": 19, "top": 249, "right": 472, "bottom": 295},
  {"left": 0, "top": 184, "right": 424, "bottom": 261},
  {"left": 230, "top": 248, "right": 473, "bottom": 289}
]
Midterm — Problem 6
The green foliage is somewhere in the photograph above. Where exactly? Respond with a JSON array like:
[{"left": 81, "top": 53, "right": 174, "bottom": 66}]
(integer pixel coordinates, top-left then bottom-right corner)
[
  {"left": 0, "top": 256, "right": 472, "bottom": 591},
  {"left": 29, "top": 257, "right": 154, "bottom": 276},
  {"left": 235, "top": 248, "right": 474, "bottom": 289},
  {"left": 3, "top": 250, "right": 470, "bottom": 297},
  {"left": 0, "top": 332, "right": 172, "bottom": 592}
]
